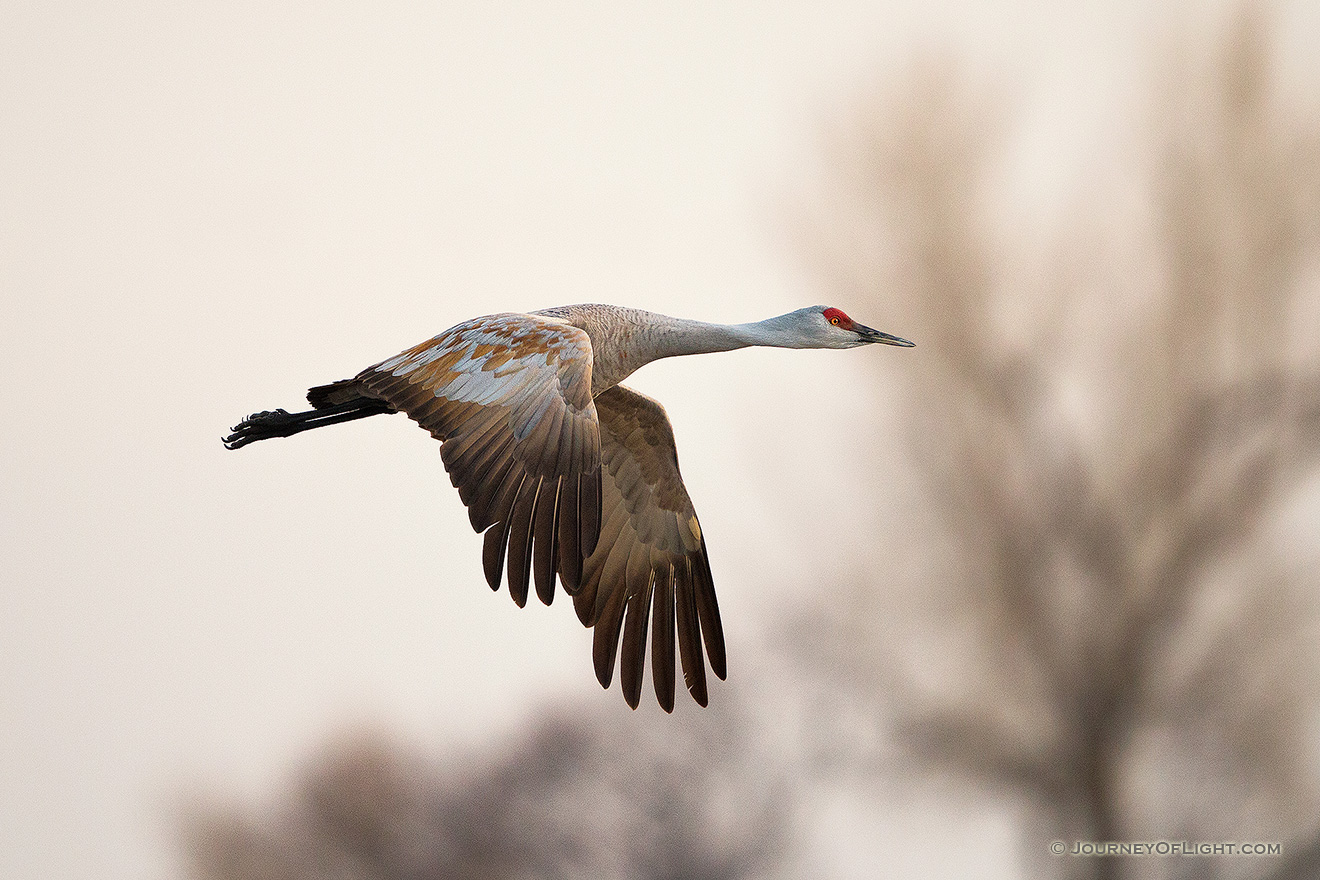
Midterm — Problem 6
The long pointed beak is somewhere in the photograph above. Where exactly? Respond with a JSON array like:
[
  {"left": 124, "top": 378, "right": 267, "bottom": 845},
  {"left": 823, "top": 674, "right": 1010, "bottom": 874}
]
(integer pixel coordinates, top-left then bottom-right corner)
[{"left": 855, "top": 323, "right": 915, "bottom": 347}]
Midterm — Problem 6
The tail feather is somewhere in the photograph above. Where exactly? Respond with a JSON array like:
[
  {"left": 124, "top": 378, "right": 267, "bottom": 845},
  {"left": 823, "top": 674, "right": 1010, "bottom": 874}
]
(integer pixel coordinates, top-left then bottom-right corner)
[
  {"left": 223, "top": 394, "right": 395, "bottom": 450},
  {"left": 307, "top": 378, "right": 369, "bottom": 409}
]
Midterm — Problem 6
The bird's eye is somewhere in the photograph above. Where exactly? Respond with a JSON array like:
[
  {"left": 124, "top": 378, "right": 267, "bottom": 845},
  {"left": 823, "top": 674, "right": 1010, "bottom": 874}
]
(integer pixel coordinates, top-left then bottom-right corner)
[{"left": 830, "top": 317, "right": 840, "bottom": 325}]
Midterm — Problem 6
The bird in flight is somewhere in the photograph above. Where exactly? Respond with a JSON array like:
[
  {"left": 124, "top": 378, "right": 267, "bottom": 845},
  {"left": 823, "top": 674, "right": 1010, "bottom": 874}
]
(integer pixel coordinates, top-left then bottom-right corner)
[{"left": 225, "top": 304, "right": 913, "bottom": 710}]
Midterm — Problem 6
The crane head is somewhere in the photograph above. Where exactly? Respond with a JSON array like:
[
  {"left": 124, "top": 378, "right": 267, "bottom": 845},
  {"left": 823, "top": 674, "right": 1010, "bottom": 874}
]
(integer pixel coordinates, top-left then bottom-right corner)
[{"left": 820, "top": 307, "right": 914, "bottom": 348}]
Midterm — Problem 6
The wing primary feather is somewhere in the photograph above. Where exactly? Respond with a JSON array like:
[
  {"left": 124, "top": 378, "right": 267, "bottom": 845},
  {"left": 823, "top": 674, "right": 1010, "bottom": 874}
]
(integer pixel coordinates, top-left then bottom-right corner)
[
  {"left": 438, "top": 416, "right": 506, "bottom": 491},
  {"left": 459, "top": 428, "right": 516, "bottom": 508},
  {"left": 591, "top": 569, "right": 630, "bottom": 689},
  {"left": 572, "top": 585, "right": 597, "bottom": 628},
  {"left": 481, "top": 524, "right": 505, "bottom": 591},
  {"left": 462, "top": 422, "right": 516, "bottom": 486},
  {"left": 442, "top": 429, "right": 509, "bottom": 510},
  {"left": 580, "top": 468, "right": 602, "bottom": 557},
  {"left": 619, "top": 557, "right": 655, "bottom": 710},
  {"left": 574, "top": 500, "right": 628, "bottom": 627},
  {"left": 467, "top": 447, "right": 518, "bottom": 532},
  {"left": 674, "top": 557, "right": 709, "bottom": 707},
  {"left": 480, "top": 470, "right": 526, "bottom": 590},
  {"left": 593, "top": 513, "right": 634, "bottom": 625},
  {"left": 556, "top": 474, "right": 582, "bottom": 592},
  {"left": 651, "top": 561, "right": 677, "bottom": 712},
  {"left": 693, "top": 545, "right": 727, "bottom": 680},
  {"left": 506, "top": 476, "right": 542, "bottom": 608},
  {"left": 532, "top": 477, "right": 562, "bottom": 606},
  {"left": 407, "top": 394, "right": 450, "bottom": 440},
  {"left": 439, "top": 409, "right": 505, "bottom": 471}
]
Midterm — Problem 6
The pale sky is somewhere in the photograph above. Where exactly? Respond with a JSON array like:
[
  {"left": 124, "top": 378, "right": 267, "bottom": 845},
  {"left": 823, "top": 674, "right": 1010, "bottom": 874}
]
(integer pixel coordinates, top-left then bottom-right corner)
[{"left": 3, "top": 2, "right": 1316, "bottom": 879}]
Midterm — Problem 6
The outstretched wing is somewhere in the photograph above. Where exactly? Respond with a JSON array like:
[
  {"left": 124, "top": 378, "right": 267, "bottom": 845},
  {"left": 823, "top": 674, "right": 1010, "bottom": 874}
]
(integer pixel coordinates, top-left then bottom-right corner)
[
  {"left": 356, "top": 313, "right": 603, "bottom": 605},
  {"left": 573, "top": 384, "right": 726, "bottom": 711}
]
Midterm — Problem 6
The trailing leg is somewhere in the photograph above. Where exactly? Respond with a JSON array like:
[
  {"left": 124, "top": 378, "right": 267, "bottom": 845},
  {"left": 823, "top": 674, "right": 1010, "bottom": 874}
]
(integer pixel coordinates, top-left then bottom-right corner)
[{"left": 223, "top": 397, "right": 395, "bottom": 449}]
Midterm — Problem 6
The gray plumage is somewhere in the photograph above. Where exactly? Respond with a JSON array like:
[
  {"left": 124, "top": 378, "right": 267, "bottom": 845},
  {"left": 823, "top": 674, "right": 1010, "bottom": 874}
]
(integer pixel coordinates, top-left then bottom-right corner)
[{"left": 224, "top": 304, "right": 913, "bottom": 710}]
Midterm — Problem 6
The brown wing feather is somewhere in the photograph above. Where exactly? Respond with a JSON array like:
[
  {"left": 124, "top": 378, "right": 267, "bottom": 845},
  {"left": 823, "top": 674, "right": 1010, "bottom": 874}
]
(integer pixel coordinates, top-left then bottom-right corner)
[
  {"left": 354, "top": 314, "right": 602, "bottom": 602},
  {"left": 574, "top": 384, "right": 726, "bottom": 711}
]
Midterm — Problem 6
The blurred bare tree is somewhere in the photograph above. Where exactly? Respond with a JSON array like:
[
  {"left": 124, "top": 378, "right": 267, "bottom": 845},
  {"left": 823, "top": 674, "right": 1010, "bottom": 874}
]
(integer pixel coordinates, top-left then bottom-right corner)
[
  {"left": 182, "top": 700, "right": 788, "bottom": 880},
  {"left": 794, "top": 8, "right": 1320, "bottom": 880}
]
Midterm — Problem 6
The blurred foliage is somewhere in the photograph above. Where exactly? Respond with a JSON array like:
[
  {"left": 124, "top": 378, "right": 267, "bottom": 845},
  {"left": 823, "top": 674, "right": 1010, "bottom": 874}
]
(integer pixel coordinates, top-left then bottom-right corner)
[{"left": 182, "top": 701, "right": 788, "bottom": 880}]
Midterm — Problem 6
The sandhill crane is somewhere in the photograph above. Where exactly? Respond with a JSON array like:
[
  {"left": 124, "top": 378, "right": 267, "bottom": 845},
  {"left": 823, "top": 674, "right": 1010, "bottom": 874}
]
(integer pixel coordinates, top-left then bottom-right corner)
[{"left": 224, "top": 304, "right": 913, "bottom": 710}]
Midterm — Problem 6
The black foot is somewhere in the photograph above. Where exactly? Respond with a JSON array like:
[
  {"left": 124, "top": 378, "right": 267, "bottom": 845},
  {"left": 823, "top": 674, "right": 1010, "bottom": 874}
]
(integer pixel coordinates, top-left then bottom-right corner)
[
  {"left": 223, "top": 409, "right": 300, "bottom": 450},
  {"left": 223, "top": 399, "right": 396, "bottom": 450}
]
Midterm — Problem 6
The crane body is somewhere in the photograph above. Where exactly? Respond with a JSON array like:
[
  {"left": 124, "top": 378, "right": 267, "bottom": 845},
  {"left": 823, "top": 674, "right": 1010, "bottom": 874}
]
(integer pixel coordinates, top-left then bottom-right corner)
[{"left": 225, "top": 304, "right": 913, "bottom": 710}]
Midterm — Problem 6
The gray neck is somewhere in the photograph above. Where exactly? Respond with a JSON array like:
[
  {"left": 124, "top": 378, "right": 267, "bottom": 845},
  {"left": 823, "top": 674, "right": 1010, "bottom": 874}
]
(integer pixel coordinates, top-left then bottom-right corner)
[
  {"left": 644, "top": 312, "right": 806, "bottom": 361},
  {"left": 568, "top": 305, "right": 815, "bottom": 394}
]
